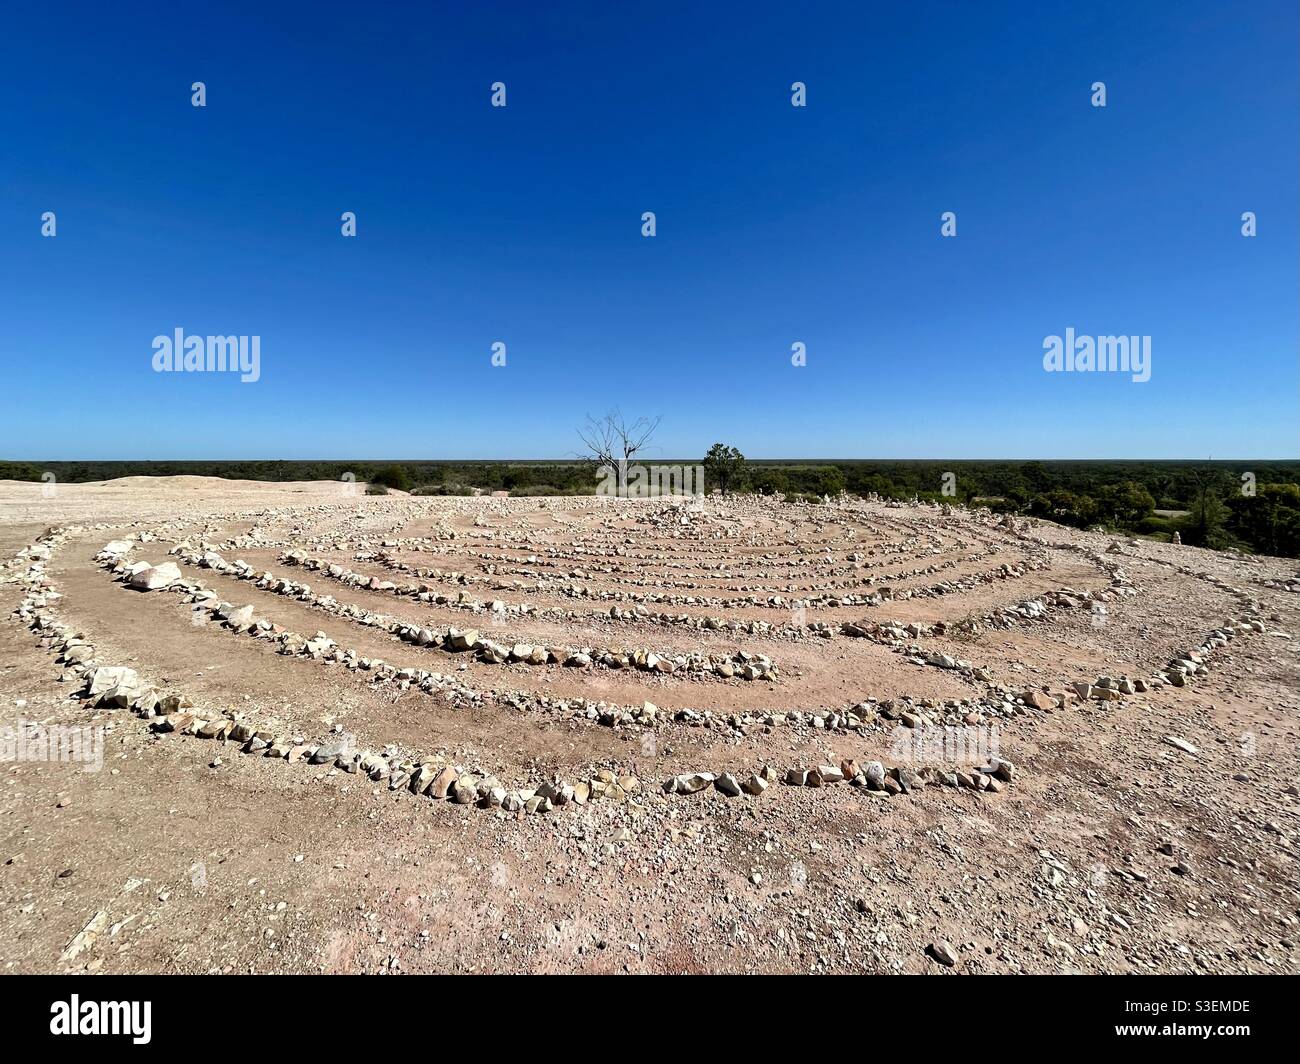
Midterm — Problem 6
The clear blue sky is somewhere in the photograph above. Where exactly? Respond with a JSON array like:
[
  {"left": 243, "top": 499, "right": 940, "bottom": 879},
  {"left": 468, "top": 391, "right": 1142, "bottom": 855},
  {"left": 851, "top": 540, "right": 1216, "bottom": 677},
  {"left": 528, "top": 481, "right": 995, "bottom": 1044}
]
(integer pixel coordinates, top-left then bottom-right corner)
[{"left": 1, "top": 0, "right": 1296, "bottom": 460}]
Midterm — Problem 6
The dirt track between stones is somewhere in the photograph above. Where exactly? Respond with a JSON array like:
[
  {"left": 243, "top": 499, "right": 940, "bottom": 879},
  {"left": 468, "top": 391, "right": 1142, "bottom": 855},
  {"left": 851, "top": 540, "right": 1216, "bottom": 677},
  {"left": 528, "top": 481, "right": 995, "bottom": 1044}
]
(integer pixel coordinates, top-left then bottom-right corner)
[{"left": 1, "top": 477, "right": 1297, "bottom": 974}]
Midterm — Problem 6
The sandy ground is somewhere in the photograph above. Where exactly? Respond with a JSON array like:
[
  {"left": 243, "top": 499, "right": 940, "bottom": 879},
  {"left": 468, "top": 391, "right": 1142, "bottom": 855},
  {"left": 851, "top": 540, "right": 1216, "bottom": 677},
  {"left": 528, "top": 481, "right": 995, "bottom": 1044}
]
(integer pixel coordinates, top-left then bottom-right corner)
[{"left": 1, "top": 478, "right": 1297, "bottom": 974}]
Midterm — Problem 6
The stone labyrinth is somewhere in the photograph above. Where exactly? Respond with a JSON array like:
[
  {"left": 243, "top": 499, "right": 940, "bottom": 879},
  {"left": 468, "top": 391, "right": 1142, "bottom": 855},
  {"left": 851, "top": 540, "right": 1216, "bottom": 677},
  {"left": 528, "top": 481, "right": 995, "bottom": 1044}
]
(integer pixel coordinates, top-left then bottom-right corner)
[{"left": 8, "top": 493, "right": 1272, "bottom": 823}]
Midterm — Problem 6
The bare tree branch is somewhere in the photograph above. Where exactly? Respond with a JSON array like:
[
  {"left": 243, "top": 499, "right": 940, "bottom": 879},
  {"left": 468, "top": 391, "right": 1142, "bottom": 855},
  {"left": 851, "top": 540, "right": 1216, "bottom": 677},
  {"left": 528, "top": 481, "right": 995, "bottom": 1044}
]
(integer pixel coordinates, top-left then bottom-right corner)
[{"left": 574, "top": 410, "right": 662, "bottom": 488}]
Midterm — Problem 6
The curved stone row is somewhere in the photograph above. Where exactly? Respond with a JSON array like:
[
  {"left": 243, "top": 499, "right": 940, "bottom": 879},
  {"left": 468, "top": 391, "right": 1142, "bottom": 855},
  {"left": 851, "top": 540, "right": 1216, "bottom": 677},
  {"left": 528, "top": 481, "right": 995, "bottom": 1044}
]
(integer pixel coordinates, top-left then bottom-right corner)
[
  {"left": 286, "top": 545, "right": 1036, "bottom": 649},
  {"left": 91, "top": 537, "right": 1057, "bottom": 738},
  {"left": 1033, "top": 539, "right": 1273, "bottom": 691},
  {"left": 70, "top": 522, "right": 1271, "bottom": 774},
  {"left": 17, "top": 603, "right": 654, "bottom": 817},
  {"left": 663, "top": 752, "right": 1016, "bottom": 799},
  {"left": 372, "top": 532, "right": 991, "bottom": 585},
  {"left": 158, "top": 544, "right": 780, "bottom": 683},
  {"left": 375, "top": 541, "right": 1033, "bottom": 598},
  {"left": 103, "top": 541, "right": 865, "bottom": 734},
  {"left": 1065, "top": 613, "right": 1263, "bottom": 702},
  {"left": 92, "top": 540, "right": 660, "bottom": 726},
  {"left": 9, "top": 528, "right": 1015, "bottom": 824},
  {"left": 1123, "top": 541, "right": 1276, "bottom": 612},
  {"left": 323, "top": 514, "right": 950, "bottom": 564},
  {"left": 953, "top": 560, "right": 1139, "bottom": 634},
  {"left": 367, "top": 546, "right": 1051, "bottom": 612},
  {"left": 840, "top": 619, "right": 992, "bottom": 683},
  {"left": 831, "top": 563, "right": 1142, "bottom": 682},
  {"left": 104, "top": 517, "right": 1270, "bottom": 738},
  {"left": 280, "top": 549, "right": 810, "bottom": 640},
  {"left": 835, "top": 563, "right": 1265, "bottom": 723}
]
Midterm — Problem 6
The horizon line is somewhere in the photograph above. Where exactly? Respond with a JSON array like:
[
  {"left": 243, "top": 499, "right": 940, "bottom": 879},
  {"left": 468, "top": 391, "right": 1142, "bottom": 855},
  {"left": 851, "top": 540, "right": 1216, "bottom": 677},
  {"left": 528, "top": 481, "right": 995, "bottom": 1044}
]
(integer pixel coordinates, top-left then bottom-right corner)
[{"left": 5, "top": 456, "right": 1298, "bottom": 465}]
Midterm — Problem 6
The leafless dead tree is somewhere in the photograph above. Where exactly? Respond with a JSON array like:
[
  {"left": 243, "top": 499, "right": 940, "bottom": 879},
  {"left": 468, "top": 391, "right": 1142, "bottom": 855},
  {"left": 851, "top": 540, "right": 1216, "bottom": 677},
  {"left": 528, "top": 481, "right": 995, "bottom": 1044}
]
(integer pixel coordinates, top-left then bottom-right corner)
[{"left": 575, "top": 411, "right": 662, "bottom": 493}]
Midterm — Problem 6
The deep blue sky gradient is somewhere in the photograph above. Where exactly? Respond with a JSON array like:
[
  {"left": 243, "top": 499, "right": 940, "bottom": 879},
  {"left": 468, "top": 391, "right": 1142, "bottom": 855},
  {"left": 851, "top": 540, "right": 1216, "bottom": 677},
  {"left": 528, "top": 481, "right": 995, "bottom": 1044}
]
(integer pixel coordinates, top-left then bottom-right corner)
[{"left": 1, "top": 0, "right": 1296, "bottom": 459}]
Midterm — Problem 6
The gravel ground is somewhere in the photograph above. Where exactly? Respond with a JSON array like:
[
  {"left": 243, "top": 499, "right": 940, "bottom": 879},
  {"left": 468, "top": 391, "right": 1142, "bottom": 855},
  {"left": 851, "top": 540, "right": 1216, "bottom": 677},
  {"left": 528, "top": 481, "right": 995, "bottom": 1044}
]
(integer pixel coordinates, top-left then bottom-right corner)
[{"left": 1, "top": 477, "right": 1296, "bottom": 974}]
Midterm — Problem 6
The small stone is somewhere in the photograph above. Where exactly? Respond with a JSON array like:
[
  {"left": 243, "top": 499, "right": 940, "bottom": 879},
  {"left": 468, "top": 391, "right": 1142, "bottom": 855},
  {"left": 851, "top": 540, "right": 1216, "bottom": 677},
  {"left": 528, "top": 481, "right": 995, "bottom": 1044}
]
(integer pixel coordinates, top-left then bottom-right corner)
[
  {"left": 714, "top": 773, "right": 742, "bottom": 797},
  {"left": 927, "top": 941, "right": 958, "bottom": 967},
  {"left": 1025, "top": 689, "right": 1055, "bottom": 711}
]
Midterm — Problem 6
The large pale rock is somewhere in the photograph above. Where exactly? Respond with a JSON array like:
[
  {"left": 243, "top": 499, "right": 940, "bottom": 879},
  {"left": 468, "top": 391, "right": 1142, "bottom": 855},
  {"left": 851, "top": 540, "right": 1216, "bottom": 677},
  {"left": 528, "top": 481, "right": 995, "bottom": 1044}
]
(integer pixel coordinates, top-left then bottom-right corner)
[
  {"left": 310, "top": 737, "right": 352, "bottom": 764},
  {"left": 86, "top": 665, "right": 141, "bottom": 697},
  {"left": 447, "top": 629, "right": 479, "bottom": 651},
  {"left": 410, "top": 764, "right": 438, "bottom": 794},
  {"left": 430, "top": 766, "right": 459, "bottom": 799},
  {"left": 219, "top": 604, "right": 255, "bottom": 629},
  {"left": 129, "top": 562, "right": 182, "bottom": 591},
  {"left": 714, "top": 773, "right": 742, "bottom": 797},
  {"left": 665, "top": 772, "right": 714, "bottom": 794}
]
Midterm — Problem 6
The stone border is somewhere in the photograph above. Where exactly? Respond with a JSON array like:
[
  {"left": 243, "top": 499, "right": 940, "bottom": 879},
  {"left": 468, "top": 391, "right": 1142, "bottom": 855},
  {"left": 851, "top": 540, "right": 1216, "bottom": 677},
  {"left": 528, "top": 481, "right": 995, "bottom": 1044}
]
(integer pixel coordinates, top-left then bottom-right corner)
[{"left": 10, "top": 528, "right": 1019, "bottom": 824}]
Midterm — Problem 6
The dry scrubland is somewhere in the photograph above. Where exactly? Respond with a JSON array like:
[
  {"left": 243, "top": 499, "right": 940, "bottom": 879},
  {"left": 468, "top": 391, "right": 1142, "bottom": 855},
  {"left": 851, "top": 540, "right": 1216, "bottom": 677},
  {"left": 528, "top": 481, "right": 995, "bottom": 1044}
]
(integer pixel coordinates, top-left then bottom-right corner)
[{"left": 1, "top": 476, "right": 1297, "bottom": 974}]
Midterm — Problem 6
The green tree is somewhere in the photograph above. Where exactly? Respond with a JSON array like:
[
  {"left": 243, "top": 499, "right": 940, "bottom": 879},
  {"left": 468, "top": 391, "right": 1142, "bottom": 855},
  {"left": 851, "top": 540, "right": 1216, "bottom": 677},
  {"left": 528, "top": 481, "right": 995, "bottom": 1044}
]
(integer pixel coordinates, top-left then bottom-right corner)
[
  {"left": 1029, "top": 490, "right": 1098, "bottom": 528},
  {"left": 369, "top": 464, "right": 411, "bottom": 492},
  {"left": 702, "top": 443, "right": 746, "bottom": 495},
  {"left": 813, "top": 466, "right": 846, "bottom": 497},
  {"left": 1227, "top": 483, "right": 1300, "bottom": 557},
  {"left": 1095, "top": 481, "right": 1156, "bottom": 528},
  {"left": 1181, "top": 469, "right": 1231, "bottom": 547}
]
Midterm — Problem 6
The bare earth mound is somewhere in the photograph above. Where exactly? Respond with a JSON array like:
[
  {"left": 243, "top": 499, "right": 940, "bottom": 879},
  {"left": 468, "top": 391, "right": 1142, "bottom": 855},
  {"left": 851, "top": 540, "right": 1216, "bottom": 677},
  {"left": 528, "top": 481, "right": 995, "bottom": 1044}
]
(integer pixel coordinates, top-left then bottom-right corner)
[{"left": 1, "top": 479, "right": 1297, "bottom": 974}]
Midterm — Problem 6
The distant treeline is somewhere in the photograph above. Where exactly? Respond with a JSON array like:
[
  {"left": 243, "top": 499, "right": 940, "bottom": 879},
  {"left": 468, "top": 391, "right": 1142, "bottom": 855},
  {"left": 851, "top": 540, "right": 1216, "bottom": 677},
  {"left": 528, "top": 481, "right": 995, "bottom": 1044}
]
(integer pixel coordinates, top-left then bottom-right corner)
[
  {"left": 4, "top": 457, "right": 1299, "bottom": 557},
  {"left": 0, "top": 460, "right": 594, "bottom": 494}
]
